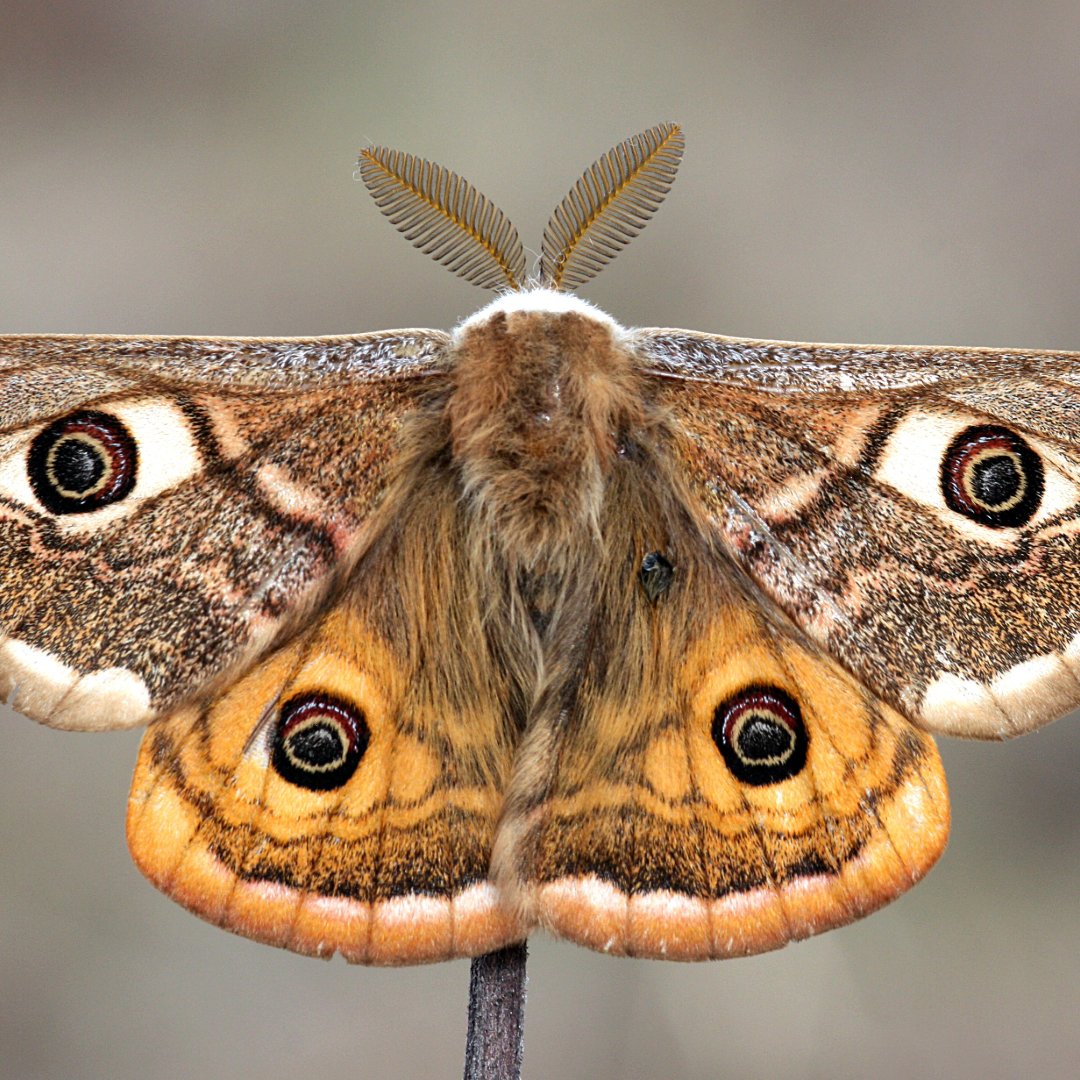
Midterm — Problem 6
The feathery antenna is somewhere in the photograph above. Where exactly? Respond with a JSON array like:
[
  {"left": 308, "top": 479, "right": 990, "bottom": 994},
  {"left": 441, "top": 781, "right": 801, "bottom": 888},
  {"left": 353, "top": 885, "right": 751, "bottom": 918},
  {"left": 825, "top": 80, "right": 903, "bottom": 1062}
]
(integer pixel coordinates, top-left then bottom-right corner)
[
  {"left": 358, "top": 147, "right": 526, "bottom": 291},
  {"left": 540, "top": 122, "right": 684, "bottom": 291},
  {"left": 358, "top": 124, "right": 683, "bottom": 293}
]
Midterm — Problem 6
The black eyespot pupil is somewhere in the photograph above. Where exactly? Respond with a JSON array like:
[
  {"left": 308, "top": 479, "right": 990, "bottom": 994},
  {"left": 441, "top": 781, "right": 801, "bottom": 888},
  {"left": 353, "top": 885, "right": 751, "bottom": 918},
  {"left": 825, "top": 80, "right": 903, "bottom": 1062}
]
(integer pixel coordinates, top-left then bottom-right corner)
[
  {"left": 289, "top": 722, "right": 344, "bottom": 767},
  {"left": 737, "top": 715, "right": 793, "bottom": 761},
  {"left": 971, "top": 455, "right": 1021, "bottom": 508},
  {"left": 51, "top": 438, "right": 105, "bottom": 495}
]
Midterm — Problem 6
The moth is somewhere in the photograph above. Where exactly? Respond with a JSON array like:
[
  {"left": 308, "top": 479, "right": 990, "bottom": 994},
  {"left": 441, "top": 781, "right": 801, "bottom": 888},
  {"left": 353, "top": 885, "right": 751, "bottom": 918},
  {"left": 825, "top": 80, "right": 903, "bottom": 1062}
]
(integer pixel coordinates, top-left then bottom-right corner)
[{"left": 3, "top": 123, "right": 1077, "bottom": 964}]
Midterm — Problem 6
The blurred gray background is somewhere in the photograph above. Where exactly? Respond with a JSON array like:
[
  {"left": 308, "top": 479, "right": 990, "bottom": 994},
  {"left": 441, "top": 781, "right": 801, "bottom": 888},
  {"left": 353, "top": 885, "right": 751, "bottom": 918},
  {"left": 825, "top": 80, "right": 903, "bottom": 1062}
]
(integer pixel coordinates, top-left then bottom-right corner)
[{"left": 2, "top": 2, "right": 1079, "bottom": 1078}]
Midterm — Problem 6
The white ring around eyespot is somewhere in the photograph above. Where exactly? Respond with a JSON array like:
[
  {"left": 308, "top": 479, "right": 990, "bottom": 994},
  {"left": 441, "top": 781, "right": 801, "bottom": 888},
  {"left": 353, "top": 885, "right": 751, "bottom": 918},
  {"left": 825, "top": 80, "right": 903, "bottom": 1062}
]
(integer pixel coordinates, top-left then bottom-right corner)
[
  {"left": 874, "top": 410, "right": 1079, "bottom": 541},
  {"left": 0, "top": 399, "right": 203, "bottom": 531}
]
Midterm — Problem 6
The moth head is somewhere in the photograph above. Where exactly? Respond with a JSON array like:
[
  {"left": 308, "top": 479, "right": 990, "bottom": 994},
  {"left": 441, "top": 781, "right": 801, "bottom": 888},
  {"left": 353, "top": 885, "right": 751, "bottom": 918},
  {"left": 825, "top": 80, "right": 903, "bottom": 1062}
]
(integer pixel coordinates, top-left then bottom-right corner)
[{"left": 356, "top": 123, "right": 684, "bottom": 293}]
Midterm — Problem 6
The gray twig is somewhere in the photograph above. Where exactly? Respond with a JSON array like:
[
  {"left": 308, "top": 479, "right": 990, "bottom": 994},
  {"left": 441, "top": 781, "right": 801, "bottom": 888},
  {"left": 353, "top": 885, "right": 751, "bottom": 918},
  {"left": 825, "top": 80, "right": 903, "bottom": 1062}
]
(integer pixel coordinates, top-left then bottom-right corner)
[{"left": 463, "top": 943, "right": 528, "bottom": 1080}]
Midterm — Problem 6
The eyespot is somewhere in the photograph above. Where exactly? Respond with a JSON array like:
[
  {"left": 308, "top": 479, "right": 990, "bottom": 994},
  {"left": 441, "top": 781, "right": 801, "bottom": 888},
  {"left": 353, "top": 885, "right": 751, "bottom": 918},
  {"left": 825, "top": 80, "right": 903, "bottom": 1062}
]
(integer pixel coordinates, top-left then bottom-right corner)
[
  {"left": 940, "top": 425, "right": 1044, "bottom": 528},
  {"left": 3, "top": 399, "right": 204, "bottom": 527},
  {"left": 873, "top": 409, "right": 1076, "bottom": 537},
  {"left": 712, "top": 686, "right": 807, "bottom": 785},
  {"left": 271, "top": 692, "right": 369, "bottom": 791},
  {"left": 27, "top": 410, "right": 137, "bottom": 515}
]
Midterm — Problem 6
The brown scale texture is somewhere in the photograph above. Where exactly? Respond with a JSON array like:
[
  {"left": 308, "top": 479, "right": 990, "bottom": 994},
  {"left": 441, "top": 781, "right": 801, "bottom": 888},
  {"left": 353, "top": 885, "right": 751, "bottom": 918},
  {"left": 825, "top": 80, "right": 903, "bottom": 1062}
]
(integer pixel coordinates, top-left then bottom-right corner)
[{"left": 12, "top": 303, "right": 1080, "bottom": 963}]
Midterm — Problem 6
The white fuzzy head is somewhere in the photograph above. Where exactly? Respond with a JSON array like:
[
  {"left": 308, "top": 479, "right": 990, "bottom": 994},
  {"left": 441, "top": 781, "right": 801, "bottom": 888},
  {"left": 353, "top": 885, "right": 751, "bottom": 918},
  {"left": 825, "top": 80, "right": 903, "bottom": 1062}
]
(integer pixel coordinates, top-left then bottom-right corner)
[{"left": 453, "top": 288, "right": 622, "bottom": 341}]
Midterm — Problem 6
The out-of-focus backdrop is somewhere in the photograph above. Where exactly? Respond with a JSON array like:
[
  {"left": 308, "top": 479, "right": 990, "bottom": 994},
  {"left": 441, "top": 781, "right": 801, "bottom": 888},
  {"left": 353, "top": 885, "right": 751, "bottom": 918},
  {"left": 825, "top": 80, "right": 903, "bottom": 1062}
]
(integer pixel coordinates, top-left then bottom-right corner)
[{"left": 2, "top": 3, "right": 1079, "bottom": 1078}]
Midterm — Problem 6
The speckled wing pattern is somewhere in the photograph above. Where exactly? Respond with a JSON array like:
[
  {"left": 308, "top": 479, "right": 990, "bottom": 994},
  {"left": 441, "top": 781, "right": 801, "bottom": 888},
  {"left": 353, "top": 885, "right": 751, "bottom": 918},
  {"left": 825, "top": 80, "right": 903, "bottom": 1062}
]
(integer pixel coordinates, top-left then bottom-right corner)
[
  {"left": 490, "top": 430, "right": 948, "bottom": 960},
  {"left": 128, "top": 469, "right": 526, "bottom": 963},
  {"left": 0, "top": 331, "right": 447, "bottom": 729},
  {"left": 2, "top": 329, "right": 537, "bottom": 962},
  {"left": 634, "top": 329, "right": 1080, "bottom": 738},
  {"left": 6, "top": 297, "right": 1078, "bottom": 966}
]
